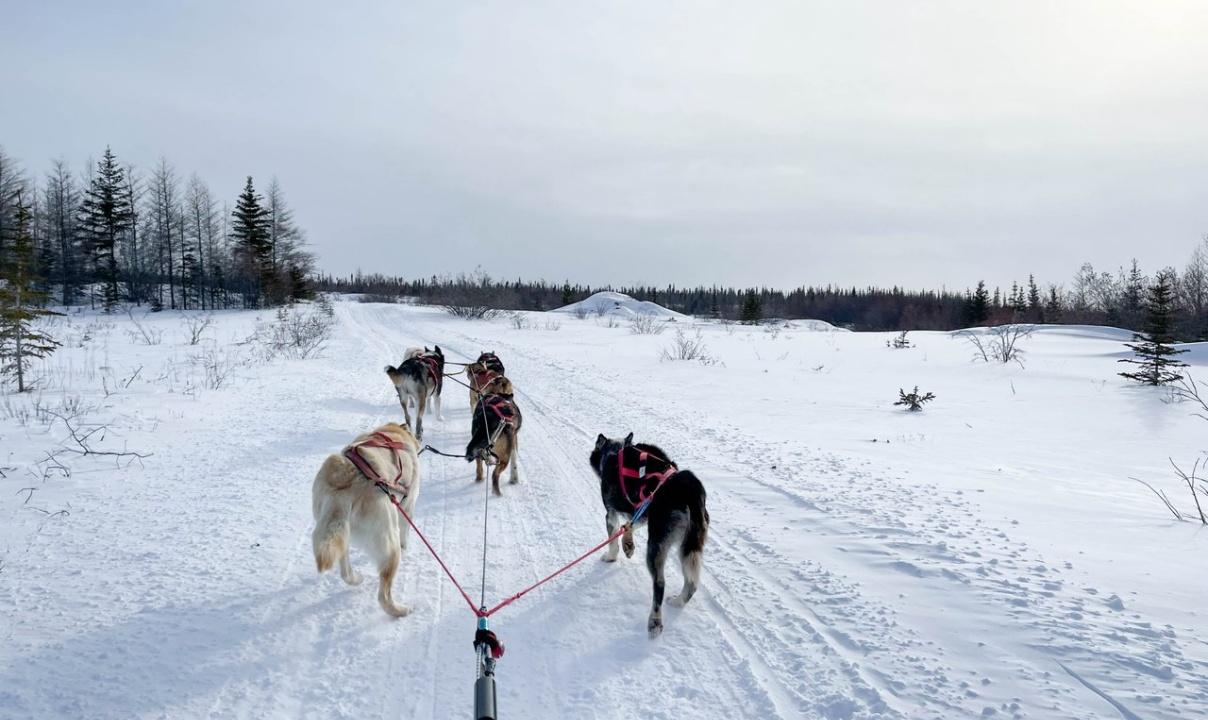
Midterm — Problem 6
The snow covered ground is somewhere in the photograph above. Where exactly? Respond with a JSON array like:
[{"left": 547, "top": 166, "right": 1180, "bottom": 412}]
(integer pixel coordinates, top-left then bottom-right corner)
[{"left": 1, "top": 299, "right": 1206, "bottom": 719}]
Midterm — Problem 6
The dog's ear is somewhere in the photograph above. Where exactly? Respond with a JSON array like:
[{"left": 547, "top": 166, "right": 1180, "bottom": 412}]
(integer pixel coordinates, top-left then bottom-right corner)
[
  {"left": 623, "top": 432, "right": 634, "bottom": 446},
  {"left": 595, "top": 433, "right": 608, "bottom": 449},
  {"left": 435, "top": 345, "right": 443, "bottom": 356}
]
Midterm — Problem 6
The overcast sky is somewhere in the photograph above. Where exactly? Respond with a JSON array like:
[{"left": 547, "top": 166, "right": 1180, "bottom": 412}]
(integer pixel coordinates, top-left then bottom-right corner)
[{"left": 4, "top": 1, "right": 1207, "bottom": 291}]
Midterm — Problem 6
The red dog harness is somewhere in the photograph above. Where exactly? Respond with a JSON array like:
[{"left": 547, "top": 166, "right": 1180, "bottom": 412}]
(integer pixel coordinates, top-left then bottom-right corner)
[
  {"left": 415, "top": 354, "right": 443, "bottom": 393},
  {"left": 470, "top": 368, "right": 499, "bottom": 393},
  {"left": 617, "top": 445, "right": 677, "bottom": 510},
  {"left": 344, "top": 432, "right": 411, "bottom": 496},
  {"left": 470, "top": 353, "right": 504, "bottom": 394},
  {"left": 479, "top": 394, "right": 518, "bottom": 427}
]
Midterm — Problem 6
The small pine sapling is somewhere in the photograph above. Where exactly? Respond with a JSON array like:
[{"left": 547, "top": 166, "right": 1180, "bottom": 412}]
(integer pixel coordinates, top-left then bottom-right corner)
[
  {"left": 887, "top": 330, "right": 913, "bottom": 349},
  {"left": 0, "top": 193, "right": 62, "bottom": 391},
  {"left": 1118, "top": 269, "right": 1188, "bottom": 386},
  {"left": 894, "top": 386, "right": 935, "bottom": 412}
]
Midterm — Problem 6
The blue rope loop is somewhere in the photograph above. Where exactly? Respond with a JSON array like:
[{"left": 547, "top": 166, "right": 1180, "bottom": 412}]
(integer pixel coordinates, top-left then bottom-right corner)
[{"left": 629, "top": 494, "right": 656, "bottom": 526}]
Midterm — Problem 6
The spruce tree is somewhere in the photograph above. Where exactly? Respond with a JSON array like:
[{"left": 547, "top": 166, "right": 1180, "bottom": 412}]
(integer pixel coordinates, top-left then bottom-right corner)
[
  {"left": 1118, "top": 269, "right": 1187, "bottom": 385},
  {"left": 230, "top": 177, "right": 270, "bottom": 306},
  {"left": 1122, "top": 259, "right": 1146, "bottom": 329},
  {"left": 561, "top": 281, "right": 573, "bottom": 306},
  {"left": 740, "top": 289, "right": 762, "bottom": 323},
  {"left": 1044, "top": 286, "right": 1062, "bottom": 322},
  {"left": 287, "top": 261, "right": 312, "bottom": 302},
  {"left": 0, "top": 193, "right": 61, "bottom": 391},
  {"left": 78, "top": 147, "right": 133, "bottom": 310},
  {"left": 965, "top": 281, "right": 990, "bottom": 326},
  {"left": 45, "top": 160, "right": 82, "bottom": 305}
]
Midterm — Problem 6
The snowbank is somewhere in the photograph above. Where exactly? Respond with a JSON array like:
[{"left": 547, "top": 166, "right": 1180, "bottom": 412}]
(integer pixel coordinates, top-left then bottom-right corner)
[
  {"left": 949, "top": 323, "right": 1136, "bottom": 341},
  {"left": 762, "top": 318, "right": 848, "bottom": 332},
  {"left": 551, "top": 291, "right": 686, "bottom": 319}
]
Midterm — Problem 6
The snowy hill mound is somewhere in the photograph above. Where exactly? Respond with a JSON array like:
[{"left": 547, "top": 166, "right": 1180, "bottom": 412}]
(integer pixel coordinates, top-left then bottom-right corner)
[
  {"left": 766, "top": 318, "right": 848, "bottom": 332},
  {"left": 552, "top": 291, "right": 686, "bottom": 319},
  {"left": 949, "top": 324, "right": 1136, "bottom": 341}
]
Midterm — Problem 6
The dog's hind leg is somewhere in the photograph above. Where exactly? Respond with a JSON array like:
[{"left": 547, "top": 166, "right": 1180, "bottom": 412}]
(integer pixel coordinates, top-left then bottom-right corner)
[
  {"left": 669, "top": 549, "right": 702, "bottom": 607},
  {"left": 508, "top": 430, "right": 520, "bottom": 485},
  {"left": 434, "top": 389, "right": 444, "bottom": 421},
  {"left": 414, "top": 392, "right": 426, "bottom": 440},
  {"left": 491, "top": 457, "right": 505, "bottom": 496},
  {"left": 313, "top": 502, "right": 349, "bottom": 575},
  {"left": 339, "top": 550, "right": 363, "bottom": 586},
  {"left": 671, "top": 472, "right": 708, "bottom": 607},
  {"left": 646, "top": 537, "right": 672, "bottom": 638},
  {"left": 475, "top": 456, "right": 485, "bottom": 483},
  {"left": 398, "top": 389, "right": 413, "bottom": 433}
]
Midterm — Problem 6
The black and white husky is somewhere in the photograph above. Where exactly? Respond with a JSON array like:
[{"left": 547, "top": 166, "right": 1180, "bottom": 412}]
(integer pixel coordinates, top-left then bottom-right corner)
[
  {"left": 384, "top": 346, "right": 444, "bottom": 439},
  {"left": 589, "top": 433, "right": 709, "bottom": 637}
]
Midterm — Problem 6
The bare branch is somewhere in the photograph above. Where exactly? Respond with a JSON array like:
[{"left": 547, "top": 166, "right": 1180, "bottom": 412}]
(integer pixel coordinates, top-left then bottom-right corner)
[
  {"left": 122, "top": 365, "right": 143, "bottom": 388},
  {"left": 1169, "top": 457, "right": 1208, "bottom": 524},
  {"left": 1131, "top": 477, "right": 1185, "bottom": 521},
  {"left": 43, "top": 410, "right": 152, "bottom": 460}
]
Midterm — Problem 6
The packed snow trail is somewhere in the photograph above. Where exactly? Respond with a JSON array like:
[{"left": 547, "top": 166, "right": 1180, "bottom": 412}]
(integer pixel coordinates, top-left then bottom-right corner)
[{"left": 1, "top": 301, "right": 1206, "bottom": 719}]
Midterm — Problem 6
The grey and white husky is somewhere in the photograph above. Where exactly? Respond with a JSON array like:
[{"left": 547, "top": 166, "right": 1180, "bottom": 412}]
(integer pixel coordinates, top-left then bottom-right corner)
[{"left": 384, "top": 345, "right": 444, "bottom": 439}]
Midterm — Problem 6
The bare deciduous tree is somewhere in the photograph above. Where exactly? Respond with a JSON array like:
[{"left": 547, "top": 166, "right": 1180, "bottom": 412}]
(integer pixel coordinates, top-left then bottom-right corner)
[{"left": 958, "top": 324, "right": 1034, "bottom": 366}]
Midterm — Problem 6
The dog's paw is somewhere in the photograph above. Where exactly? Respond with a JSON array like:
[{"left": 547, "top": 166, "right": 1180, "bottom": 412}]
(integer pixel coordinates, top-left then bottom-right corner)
[
  {"left": 387, "top": 604, "right": 411, "bottom": 618},
  {"left": 342, "top": 572, "right": 364, "bottom": 586},
  {"left": 602, "top": 553, "right": 618, "bottom": 563},
  {"left": 647, "top": 616, "right": 663, "bottom": 638},
  {"left": 622, "top": 537, "right": 636, "bottom": 558},
  {"left": 667, "top": 594, "right": 686, "bottom": 608},
  {"left": 509, "top": 477, "right": 519, "bottom": 485}
]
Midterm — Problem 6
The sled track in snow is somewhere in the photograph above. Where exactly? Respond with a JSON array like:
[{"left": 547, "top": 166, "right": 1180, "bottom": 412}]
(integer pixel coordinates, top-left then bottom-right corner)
[{"left": 5, "top": 302, "right": 1205, "bottom": 720}]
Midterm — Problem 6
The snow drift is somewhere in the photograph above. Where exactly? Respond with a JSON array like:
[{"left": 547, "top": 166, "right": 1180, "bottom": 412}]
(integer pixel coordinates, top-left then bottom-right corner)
[{"left": 551, "top": 291, "right": 686, "bottom": 319}]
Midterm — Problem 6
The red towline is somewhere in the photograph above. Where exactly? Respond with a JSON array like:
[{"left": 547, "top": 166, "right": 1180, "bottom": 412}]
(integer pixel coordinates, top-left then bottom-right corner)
[{"left": 378, "top": 483, "right": 627, "bottom": 618}]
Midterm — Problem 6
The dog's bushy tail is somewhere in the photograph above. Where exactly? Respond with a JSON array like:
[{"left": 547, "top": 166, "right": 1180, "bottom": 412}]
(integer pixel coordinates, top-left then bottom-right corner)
[{"left": 679, "top": 470, "right": 709, "bottom": 554}]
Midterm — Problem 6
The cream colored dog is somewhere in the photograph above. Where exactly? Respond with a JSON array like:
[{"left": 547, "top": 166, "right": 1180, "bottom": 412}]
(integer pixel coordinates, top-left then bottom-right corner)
[{"left": 312, "top": 422, "right": 421, "bottom": 617}]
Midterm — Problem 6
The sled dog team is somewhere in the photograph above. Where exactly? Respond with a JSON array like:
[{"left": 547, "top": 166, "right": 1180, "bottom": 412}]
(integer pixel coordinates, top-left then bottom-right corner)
[{"left": 312, "top": 348, "right": 709, "bottom": 637}]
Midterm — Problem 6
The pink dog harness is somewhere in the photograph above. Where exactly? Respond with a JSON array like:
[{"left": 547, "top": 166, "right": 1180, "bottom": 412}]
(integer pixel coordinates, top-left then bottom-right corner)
[
  {"left": 616, "top": 445, "right": 677, "bottom": 510},
  {"left": 344, "top": 432, "right": 411, "bottom": 496}
]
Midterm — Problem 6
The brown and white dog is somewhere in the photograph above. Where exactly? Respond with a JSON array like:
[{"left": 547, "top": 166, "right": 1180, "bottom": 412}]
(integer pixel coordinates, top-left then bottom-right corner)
[
  {"left": 384, "top": 346, "right": 444, "bottom": 439},
  {"left": 312, "top": 422, "right": 421, "bottom": 617},
  {"left": 465, "top": 375, "right": 522, "bottom": 495},
  {"left": 465, "top": 351, "right": 505, "bottom": 411}
]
